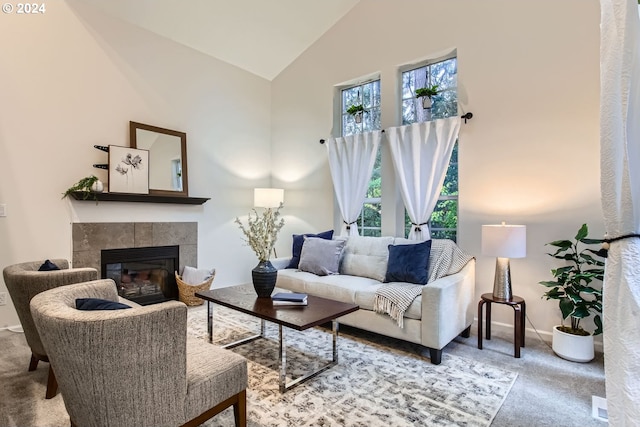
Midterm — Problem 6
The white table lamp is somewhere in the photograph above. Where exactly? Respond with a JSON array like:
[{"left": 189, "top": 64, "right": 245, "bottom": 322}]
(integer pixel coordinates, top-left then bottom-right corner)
[
  {"left": 253, "top": 188, "right": 284, "bottom": 258},
  {"left": 481, "top": 223, "right": 526, "bottom": 301},
  {"left": 254, "top": 188, "right": 284, "bottom": 208}
]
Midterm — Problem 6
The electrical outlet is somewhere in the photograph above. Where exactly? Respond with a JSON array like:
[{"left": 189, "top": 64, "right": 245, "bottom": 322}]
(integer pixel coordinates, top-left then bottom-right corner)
[{"left": 0, "top": 292, "right": 7, "bottom": 305}]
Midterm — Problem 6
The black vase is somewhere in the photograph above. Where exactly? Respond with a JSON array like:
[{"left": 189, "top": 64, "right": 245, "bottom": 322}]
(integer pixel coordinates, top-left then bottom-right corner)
[{"left": 252, "top": 260, "right": 277, "bottom": 298}]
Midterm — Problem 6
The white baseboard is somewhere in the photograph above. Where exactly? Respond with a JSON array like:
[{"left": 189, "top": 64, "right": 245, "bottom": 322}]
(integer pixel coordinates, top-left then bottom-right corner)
[
  {"left": 474, "top": 318, "right": 604, "bottom": 352},
  {"left": 0, "top": 325, "right": 23, "bottom": 333}
]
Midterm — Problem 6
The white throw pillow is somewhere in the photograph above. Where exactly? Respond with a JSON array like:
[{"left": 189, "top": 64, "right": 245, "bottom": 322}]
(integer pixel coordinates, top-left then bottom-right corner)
[
  {"left": 181, "top": 266, "right": 215, "bottom": 285},
  {"left": 298, "top": 237, "right": 346, "bottom": 276}
]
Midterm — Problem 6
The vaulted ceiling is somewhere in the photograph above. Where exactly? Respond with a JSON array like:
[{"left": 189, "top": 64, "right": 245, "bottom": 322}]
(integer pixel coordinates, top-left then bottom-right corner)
[{"left": 81, "top": 0, "right": 360, "bottom": 80}]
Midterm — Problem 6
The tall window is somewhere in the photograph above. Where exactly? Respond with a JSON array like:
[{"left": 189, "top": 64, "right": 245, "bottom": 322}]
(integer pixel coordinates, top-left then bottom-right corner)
[
  {"left": 341, "top": 80, "right": 382, "bottom": 236},
  {"left": 401, "top": 57, "right": 459, "bottom": 240}
]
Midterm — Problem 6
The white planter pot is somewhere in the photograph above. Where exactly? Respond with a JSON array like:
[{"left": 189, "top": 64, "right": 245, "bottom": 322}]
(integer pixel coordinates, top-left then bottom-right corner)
[
  {"left": 552, "top": 325, "right": 594, "bottom": 363},
  {"left": 91, "top": 180, "right": 104, "bottom": 193},
  {"left": 421, "top": 96, "right": 432, "bottom": 109}
]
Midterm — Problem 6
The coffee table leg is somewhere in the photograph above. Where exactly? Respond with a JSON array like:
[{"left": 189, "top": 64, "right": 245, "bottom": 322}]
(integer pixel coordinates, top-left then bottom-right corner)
[
  {"left": 221, "top": 318, "right": 266, "bottom": 349},
  {"left": 278, "top": 324, "right": 287, "bottom": 393},
  {"left": 207, "top": 301, "right": 213, "bottom": 344},
  {"left": 278, "top": 321, "right": 340, "bottom": 393},
  {"left": 332, "top": 320, "right": 338, "bottom": 364}
]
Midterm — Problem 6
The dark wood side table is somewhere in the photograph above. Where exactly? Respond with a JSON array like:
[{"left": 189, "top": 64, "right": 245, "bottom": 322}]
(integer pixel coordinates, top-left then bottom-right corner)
[{"left": 477, "top": 293, "right": 526, "bottom": 358}]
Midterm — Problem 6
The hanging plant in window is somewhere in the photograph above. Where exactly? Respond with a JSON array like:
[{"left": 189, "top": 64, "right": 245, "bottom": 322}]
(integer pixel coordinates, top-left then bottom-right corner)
[
  {"left": 347, "top": 104, "right": 365, "bottom": 124},
  {"left": 415, "top": 85, "right": 439, "bottom": 109}
]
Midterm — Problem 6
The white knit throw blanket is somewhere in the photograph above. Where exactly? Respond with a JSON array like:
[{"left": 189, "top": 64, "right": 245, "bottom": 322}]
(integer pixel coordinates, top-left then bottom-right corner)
[{"left": 374, "top": 240, "right": 474, "bottom": 328}]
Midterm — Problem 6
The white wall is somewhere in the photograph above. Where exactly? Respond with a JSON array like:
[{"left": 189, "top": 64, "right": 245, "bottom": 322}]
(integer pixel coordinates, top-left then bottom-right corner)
[
  {"left": 0, "top": 0, "right": 272, "bottom": 327},
  {"left": 271, "top": 0, "right": 602, "bottom": 339},
  {"left": 0, "top": 0, "right": 604, "bottom": 340}
]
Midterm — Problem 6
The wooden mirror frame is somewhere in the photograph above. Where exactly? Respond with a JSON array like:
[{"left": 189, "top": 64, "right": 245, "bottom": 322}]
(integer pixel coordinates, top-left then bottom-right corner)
[{"left": 130, "top": 121, "right": 188, "bottom": 197}]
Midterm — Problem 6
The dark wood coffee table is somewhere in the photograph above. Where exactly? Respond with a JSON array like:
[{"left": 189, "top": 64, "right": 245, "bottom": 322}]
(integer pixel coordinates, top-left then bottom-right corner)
[{"left": 195, "top": 284, "right": 359, "bottom": 392}]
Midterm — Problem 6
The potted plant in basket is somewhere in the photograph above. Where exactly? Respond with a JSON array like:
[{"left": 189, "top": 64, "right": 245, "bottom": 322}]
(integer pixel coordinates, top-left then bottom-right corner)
[
  {"left": 415, "top": 85, "right": 439, "bottom": 109},
  {"left": 346, "top": 104, "right": 365, "bottom": 124},
  {"left": 235, "top": 203, "right": 285, "bottom": 298},
  {"left": 539, "top": 223, "right": 605, "bottom": 362},
  {"left": 62, "top": 175, "right": 104, "bottom": 202}
]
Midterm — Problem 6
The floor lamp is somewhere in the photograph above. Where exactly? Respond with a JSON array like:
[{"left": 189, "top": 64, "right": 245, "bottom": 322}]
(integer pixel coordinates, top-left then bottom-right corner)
[{"left": 481, "top": 223, "right": 527, "bottom": 301}]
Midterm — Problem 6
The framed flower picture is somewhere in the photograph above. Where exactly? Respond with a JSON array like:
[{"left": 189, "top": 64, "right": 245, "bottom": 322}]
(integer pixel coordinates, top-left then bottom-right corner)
[{"left": 108, "top": 145, "right": 149, "bottom": 194}]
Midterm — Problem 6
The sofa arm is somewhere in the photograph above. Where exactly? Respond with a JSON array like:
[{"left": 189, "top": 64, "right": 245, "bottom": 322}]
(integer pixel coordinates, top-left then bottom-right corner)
[
  {"left": 271, "top": 257, "right": 291, "bottom": 270},
  {"left": 420, "top": 260, "right": 476, "bottom": 350}
]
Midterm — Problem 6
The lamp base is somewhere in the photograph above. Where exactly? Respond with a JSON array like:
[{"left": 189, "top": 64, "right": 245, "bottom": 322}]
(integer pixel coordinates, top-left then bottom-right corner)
[{"left": 493, "top": 257, "right": 513, "bottom": 301}]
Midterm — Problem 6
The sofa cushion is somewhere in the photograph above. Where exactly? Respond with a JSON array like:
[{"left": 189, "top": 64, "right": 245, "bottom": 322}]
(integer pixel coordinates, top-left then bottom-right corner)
[
  {"left": 340, "top": 236, "right": 394, "bottom": 282},
  {"left": 276, "top": 269, "right": 423, "bottom": 320},
  {"left": 308, "top": 274, "right": 381, "bottom": 306},
  {"left": 298, "top": 237, "right": 345, "bottom": 276},
  {"left": 384, "top": 239, "right": 432, "bottom": 285},
  {"left": 286, "top": 230, "right": 334, "bottom": 269}
]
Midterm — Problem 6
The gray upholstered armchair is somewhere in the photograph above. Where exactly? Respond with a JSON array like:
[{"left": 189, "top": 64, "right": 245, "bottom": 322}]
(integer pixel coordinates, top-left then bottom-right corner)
[
  {"left": 30, "top": 279, "right": 247, "bottom": 427},
  {"left": 2, "top": 259, "right": 98, "bottom": 399}
]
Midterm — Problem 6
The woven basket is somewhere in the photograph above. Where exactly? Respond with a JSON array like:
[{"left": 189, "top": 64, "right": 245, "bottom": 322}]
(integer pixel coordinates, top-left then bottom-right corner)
[{"left": 175, "top": 271, "right": 215, "bottom": 306}]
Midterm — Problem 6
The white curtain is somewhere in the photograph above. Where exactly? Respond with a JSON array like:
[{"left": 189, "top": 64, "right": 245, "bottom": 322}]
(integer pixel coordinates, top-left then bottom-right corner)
[
  {"left": 387, "top": 117, "right": 461, "bottom": 240},
  {"left": 326, "top": 131, "right": 382, "bottom": 236},
  {"left": 600, "top": 1, "right": 640, "bottom": 425}
]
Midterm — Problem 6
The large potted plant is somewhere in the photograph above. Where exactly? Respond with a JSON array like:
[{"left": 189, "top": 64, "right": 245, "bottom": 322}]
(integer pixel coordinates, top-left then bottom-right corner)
[
  {"left": 539, "top": 223, "right": 605, "bottom": 362},
  {"left": 235, "top": 203, "right": 285, "bottom": 297}
]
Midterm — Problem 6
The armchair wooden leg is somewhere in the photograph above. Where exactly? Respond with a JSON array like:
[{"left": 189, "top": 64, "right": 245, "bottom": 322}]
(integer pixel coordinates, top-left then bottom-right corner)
[
  {"left": 233, "top": 389, "right": 246, "bottom": 427},
  {"left": 45, "top": 365, "right": 58, "bottom": 399},
  {"left": 29, "top": 354, "right": 39, "bottom": 371},
  {"left": 181, "top": 389, "right": 247, "bottom": 427}
]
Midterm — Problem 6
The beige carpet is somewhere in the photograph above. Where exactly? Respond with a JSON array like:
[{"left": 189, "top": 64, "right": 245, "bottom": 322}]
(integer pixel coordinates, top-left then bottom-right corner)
[{"left": 0, "top": 305, "right": 517, "bottom": 426}]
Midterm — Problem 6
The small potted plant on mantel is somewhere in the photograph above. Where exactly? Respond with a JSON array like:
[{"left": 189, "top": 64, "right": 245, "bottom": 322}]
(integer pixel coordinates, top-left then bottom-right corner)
[
  {"left": 346, "top": 104, "right": 365, "bottom": 124},
  {"left": 539, "top": 223, "right": 605, "bottom": 362},
  {"left": 62, "top": 175, "right": 104, "bottom": 202},
  {"left": 415, "top": 85, "right": 439, "bottom": 109}
]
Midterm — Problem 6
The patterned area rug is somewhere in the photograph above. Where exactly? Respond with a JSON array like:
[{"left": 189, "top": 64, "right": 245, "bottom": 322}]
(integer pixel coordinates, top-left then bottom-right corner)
[{"left": 191, "top": 305, "right": 517, "bottom": 427}]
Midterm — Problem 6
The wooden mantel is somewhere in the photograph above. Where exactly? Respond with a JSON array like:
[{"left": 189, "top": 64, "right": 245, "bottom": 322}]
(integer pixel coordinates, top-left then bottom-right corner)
[{"left": 69, "top": 191, "right": 209, "bottom": 205}]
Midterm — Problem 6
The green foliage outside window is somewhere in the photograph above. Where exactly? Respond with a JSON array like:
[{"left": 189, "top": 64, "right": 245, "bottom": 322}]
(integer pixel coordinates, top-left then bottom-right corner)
[
  {"left": 356, "top": 147, "right": 382, "bottom": 236},
  {"left": 339, "top": 56, "right": 458, "bottom": 239},
  {"left": 401, "top": 57, "right": 458, "bottom": 240}
]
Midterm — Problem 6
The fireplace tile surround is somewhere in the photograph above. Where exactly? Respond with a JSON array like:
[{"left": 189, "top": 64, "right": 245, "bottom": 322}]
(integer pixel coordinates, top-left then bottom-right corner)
[{"left": 72, "top": 222, "right": 197, "bottom": 277}]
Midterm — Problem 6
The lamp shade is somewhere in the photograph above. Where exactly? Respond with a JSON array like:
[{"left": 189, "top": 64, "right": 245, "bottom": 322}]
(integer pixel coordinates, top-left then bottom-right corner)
[
  {"left": 481, "top": 224, "right": 526, "bottom": 258},
  {"left": 253, "top": 188, "right": 284, "bottom": 208}
]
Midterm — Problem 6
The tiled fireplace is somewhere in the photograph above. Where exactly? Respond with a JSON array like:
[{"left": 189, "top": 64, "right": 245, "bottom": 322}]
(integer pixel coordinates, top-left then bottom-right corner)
[
  {"left": 72, "top": 222, "right": 197, "bottom": 304},
  {"left": 102, "top": 245, "right": 179, "bottom": 305}
]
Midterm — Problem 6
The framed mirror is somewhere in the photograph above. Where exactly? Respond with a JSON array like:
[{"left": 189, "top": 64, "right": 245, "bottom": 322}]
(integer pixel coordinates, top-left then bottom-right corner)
[{"left": 130, "top": 121, "right": 188, "bottom": 197}]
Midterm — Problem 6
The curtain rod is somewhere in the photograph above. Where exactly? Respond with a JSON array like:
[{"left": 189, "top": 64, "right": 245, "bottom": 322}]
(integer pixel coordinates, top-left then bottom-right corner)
[{"left": 319, "top": 112, "right": 473, "bottom": 144}]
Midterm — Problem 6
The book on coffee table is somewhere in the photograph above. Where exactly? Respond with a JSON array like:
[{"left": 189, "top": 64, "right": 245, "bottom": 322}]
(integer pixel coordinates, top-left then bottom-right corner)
[
  {"left": 272, "top": 292, "right": 308, "bottom": 303},
  {"left": 272, "top": 299, "right": 308, "bottom": 306}
]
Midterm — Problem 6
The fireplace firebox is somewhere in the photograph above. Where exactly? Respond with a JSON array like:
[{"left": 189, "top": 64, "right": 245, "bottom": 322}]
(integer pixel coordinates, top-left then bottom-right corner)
[{"left": 101, "top": 245, "right": 179, "bottom": 306}]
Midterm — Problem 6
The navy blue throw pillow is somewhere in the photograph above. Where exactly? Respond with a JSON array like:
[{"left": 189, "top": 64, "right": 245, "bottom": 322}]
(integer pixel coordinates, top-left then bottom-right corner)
[
  {"left": 286, "top": 230, "right": 334, "bottom": 269},
  {"left": 38, "top": 260, "right": 60, "bottom": 271},
  {"left": 384, "top": 240, "right": 432, "bottom": 285},
  {"left": 76, "top": 298, "right": 131, "bottom": 310}
]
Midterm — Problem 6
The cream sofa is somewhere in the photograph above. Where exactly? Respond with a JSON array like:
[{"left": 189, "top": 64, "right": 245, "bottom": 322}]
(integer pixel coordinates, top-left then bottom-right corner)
[{"left": 273, "top": 236, "right": 475, "bottom": 364}]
